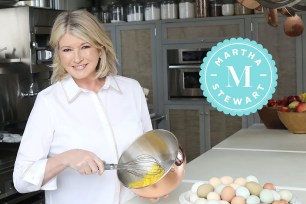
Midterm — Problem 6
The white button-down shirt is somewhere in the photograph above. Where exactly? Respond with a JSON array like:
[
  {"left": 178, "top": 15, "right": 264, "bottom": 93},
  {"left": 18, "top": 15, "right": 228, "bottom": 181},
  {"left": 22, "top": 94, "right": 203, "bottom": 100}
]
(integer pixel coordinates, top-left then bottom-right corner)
[{"left": 13, "top": 75, "right": 153, "bottom": 204}]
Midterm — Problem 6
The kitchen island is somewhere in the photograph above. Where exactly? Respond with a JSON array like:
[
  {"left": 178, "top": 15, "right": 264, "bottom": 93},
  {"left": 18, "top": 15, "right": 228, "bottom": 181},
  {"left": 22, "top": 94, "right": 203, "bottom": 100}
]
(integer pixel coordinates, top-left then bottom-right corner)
[{"left": 126, "top": 124, "right": 306, "bottom": 203}]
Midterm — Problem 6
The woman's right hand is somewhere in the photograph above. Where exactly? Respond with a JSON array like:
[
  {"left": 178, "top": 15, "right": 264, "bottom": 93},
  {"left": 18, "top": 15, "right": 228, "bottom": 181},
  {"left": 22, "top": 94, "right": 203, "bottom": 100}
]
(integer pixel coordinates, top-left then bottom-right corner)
[{"left": 62, "top": 149, "right": 105, "bottom": 175}]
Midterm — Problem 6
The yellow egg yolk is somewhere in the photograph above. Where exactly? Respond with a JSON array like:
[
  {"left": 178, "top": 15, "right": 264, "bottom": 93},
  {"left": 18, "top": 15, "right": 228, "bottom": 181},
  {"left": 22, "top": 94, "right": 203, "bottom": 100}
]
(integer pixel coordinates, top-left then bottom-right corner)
[{"left": 128, "top": 165, "right": 165, "bottom": 188}]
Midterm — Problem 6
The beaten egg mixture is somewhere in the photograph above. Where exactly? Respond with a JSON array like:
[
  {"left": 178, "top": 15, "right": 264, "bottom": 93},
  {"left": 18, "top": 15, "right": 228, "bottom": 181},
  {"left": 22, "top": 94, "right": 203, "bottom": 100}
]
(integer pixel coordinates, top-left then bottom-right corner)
[{"left": 128, "top": 164, "right": 165, "bottom": 188}]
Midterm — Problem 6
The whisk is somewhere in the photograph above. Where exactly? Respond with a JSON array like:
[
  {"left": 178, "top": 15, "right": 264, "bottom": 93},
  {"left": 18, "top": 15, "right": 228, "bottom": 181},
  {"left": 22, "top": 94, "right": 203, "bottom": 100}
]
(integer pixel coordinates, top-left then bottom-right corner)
[{"left": 104, "top": 154, "right": 164, "bottom": 177}]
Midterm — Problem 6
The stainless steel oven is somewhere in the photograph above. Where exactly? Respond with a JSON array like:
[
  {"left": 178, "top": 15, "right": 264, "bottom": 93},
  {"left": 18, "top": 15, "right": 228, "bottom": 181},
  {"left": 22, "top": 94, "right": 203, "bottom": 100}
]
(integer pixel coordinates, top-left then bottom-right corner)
[{"left": 168, "top": 48, "right": 210, "bottom": 99}]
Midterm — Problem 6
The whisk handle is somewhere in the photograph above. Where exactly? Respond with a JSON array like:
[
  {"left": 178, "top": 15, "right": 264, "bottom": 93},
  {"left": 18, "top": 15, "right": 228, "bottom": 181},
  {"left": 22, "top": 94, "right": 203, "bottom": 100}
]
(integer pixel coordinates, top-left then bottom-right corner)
[{"left": 104, "top": 163, "right": 117, "bottom": 170}]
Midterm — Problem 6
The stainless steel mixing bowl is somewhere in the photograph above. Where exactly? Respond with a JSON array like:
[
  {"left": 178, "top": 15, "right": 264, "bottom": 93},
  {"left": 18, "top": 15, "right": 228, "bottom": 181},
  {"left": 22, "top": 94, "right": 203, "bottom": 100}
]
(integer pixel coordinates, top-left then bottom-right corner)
[{"left": 117, "top": 129, "right": 186, "bottom": 198}]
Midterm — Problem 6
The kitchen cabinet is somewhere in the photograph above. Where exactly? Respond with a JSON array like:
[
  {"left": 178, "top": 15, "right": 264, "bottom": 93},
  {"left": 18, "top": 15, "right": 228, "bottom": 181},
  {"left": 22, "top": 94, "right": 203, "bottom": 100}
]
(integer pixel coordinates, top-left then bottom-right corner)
[
  {"left": 163, "top": 104, "right": 242, "bottom": 162},
  {"left": 161, "top": 17, "right": 245, "bottom": 44},
  {"left": 163, "top": 103, "right": 242, "bottom": 161},
  {"left": 205, "top": 106, "right": 242, "bottom": 147},
  {"left": 164, "top": 105, "right": 207, "bottom": 162},
  {"left": 104, "top": 22, "right": 161, "bottom": 113}
]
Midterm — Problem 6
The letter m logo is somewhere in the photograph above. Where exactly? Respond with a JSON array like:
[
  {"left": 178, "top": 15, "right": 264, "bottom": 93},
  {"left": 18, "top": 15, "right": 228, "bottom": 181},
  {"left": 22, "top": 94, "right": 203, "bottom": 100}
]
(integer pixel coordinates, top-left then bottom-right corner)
[{"left": 226, "top": 66, "right": 251, "bottom": 88}]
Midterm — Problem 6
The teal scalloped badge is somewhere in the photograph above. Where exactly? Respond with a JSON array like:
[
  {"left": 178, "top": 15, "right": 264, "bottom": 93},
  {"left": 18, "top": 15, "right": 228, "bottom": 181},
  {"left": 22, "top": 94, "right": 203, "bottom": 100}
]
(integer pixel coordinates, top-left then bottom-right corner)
[{"left": 200, "top": 38, "right": 278, "bottom": 116}]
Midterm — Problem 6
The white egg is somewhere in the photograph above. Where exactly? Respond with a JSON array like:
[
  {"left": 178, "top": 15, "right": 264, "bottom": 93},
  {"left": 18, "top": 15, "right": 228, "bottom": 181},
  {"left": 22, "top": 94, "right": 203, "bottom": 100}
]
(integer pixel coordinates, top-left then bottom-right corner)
[
  {"left": 207, "top": 192, "right": 220, "bottom": 200},
  {"left": 246, "top": 195, "right": 260, "bottom": 204},
  {"left": 279, "top": 189, "right": 293, "bottom": 202},
  {"left": 190, "top": 192, "right": 200, "bottom": 203},
  {"left": 234, "top": 177, "right": 247, "bottom": 186},
  {"left": 194, "top": 198, "right": 208, "bottom": 204},
  {"left": 192, "top": 181, "right": 207, "bottom": 193},
  {"left": 236, "top": 186, "right": 250, "bottom": 199},
  {"left": 209, "top": 177, "right": 222, "bottom": 188},
  {"left": 259, "top": 189, "right": 274, "bottom": 203},
  {"left": 246, "top": 175, "right": 259, "bottom": 183},
  {"left": 220, "top": 200, "right": 230, "bottom": 204},
  {"left": 220, "top": 176, "right": 234, "bottom": 185},
  {"left": 271, "top": 190, "right": 280, "bottom": 201},
  {"left": 214, "top": 183, "right": 226, "bottom": 194}
]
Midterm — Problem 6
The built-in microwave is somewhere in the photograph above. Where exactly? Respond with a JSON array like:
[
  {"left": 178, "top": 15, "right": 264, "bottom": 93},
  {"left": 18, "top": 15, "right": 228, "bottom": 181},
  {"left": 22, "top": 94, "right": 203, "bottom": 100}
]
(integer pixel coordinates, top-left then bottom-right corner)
[
  {"left": 168, "top": 48, "right": 209, "bottom": 65},
  {"left": 167, "top": 48, "right": 210, "bottom": 99}
]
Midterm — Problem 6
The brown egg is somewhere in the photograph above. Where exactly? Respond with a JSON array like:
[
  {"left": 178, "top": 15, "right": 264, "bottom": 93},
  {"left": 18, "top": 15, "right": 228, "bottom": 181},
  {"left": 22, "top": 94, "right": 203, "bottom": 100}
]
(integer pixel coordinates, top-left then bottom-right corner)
[
  {"left": 272, "top": 200, "right": 289, "bottom": 204},
  {"left": 197, "top": 183, "right": 214, "bottom": 198},
  {"left": 245, "top": 181, "right": 262, "bottom": 196},
  {"left": 263, "top": 182, "right": 276, "bottom": 190},
  {"left": 231, "top": 196, "right": 246, "bottom": 204},
  {"left": 220, "top": 186, "right": 235, "bottom": 202}
]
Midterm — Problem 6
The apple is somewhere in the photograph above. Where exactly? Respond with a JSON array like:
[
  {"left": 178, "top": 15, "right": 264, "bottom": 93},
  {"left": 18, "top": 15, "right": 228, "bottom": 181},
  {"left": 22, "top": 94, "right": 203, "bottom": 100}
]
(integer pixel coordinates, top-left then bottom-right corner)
[{"left": 296, "top": 102, "right": 306, "bottom": 112}]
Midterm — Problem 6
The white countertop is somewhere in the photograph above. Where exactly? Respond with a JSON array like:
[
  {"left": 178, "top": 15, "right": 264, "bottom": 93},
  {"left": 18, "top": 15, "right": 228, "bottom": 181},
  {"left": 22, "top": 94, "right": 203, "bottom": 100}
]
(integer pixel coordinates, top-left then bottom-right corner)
[
  {"left": 125, "top": 124, "right": 306, "bottom": 203},
  {"left": 214, "top": 124, "right": 306, "bottom": 152},
  {"left": 185, "top": 149, "right": 306, "bottom": 189}
]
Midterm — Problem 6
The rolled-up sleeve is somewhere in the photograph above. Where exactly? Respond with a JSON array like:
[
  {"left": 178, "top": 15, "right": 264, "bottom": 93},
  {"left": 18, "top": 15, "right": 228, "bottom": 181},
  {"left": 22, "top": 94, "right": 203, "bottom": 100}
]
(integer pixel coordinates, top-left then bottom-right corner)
[{"left": 13, "top": 93, "right": 57, "bottom": 193}]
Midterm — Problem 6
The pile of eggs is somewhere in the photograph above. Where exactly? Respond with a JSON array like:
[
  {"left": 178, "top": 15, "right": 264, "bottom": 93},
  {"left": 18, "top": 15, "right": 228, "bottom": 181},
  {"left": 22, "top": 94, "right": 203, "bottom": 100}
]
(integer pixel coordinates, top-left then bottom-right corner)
[{"left": 189, "top": 175, "right": 293, "bottom": 204}]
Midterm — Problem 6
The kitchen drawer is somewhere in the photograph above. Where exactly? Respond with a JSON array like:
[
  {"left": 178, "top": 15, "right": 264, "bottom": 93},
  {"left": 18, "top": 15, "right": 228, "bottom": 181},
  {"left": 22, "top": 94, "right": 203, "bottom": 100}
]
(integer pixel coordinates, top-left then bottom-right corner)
[{"left": 161, "top": 17, "right": 245, "bottom": 44}]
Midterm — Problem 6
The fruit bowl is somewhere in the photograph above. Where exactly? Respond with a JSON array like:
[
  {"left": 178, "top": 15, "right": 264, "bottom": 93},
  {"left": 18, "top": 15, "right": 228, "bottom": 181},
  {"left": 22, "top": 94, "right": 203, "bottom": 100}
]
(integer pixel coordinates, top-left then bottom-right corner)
[
  {"left": 278, "top": 111, "right": 306, "bottom": 133},
  {"left": 257, "top": 107, "right": 286, "bottom": 129}
]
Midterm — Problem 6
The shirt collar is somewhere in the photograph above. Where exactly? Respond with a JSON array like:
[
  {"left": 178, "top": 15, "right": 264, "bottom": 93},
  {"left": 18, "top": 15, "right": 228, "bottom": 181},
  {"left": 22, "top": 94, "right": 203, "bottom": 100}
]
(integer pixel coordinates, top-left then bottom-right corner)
[{"left": 61, "top": 75, "right": 122, "bottom": 103}]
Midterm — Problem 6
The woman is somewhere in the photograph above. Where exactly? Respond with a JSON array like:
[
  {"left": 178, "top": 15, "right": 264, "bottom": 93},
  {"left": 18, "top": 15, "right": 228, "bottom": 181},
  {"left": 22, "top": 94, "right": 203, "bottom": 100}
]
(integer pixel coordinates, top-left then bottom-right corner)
[{"left": 13, "top": 10, "right": 153, "bottom": 204}]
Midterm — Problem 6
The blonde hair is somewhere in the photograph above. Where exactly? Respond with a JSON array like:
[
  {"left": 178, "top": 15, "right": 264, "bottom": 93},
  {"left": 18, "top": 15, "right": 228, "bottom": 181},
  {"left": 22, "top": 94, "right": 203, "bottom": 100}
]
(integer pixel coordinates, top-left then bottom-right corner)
[{"left": 49, "top": 9, "right": 117, "bottom": 83}]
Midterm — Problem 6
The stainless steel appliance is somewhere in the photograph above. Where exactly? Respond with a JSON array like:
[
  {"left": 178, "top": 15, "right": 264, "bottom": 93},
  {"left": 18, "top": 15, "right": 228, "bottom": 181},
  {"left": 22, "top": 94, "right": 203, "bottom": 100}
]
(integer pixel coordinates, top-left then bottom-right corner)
[
  {"left": 0, "top": 6, "right": 61, "bottom": 203},
  {"left": 168, "top": 48, "right": 210, "bottom": 99},
  {"left": 0, "top": 6, "right": 61, "bottom": 73}
]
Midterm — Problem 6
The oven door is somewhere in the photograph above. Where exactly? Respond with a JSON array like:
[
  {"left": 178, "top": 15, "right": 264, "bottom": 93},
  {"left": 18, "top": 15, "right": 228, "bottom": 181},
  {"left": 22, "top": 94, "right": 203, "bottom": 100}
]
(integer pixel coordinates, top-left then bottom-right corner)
[{"left": 168, "top": 64, "right": 204, "bottom": 99}]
